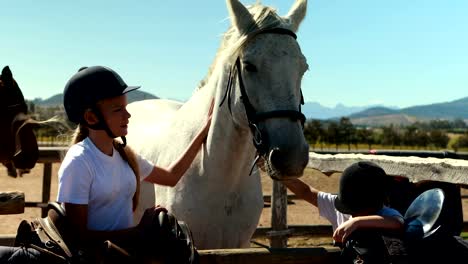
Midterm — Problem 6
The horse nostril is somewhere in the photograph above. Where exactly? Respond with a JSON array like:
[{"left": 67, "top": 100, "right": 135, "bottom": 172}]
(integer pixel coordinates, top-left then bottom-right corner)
[
  {"left": 268, "top": 148, "right": 283, "bottom": 170},
  {"left": 268, "top": 146, "right": 308, "bottom": 177}
]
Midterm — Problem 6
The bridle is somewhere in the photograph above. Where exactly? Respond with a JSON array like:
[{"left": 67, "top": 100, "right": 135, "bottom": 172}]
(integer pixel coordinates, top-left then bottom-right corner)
[{"left": 220, "top": 28, "right": 306, "bottom": 157}]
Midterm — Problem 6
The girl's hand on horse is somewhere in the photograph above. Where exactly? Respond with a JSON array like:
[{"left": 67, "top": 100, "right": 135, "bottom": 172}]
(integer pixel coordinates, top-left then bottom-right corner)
[
  {"left": 208, "top": 98, "right": 214, "bottom": 119},
  {"left": 206, "top": 98, "right": 214, "bottom": 125},
  {"left": 202, "top": 99, "right": 214, "bottom": 143}
]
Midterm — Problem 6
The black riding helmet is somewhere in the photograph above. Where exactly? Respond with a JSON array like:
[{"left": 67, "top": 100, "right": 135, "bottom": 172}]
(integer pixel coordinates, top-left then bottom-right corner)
[
  {"left": 334, "top": 161, "right": 389, "bottom": 215},
  {"left": 63, "top": 66, "right": 140, "bottom": 143}
]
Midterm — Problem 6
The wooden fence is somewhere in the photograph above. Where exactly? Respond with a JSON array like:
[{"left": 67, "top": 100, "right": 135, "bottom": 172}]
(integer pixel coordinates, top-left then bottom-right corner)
[{"left": 0, "top": 147, "right": 67, "bottom": 218}]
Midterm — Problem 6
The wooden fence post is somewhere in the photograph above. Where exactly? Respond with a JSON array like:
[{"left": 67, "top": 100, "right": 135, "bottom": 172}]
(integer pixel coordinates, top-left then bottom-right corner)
[
  {"left": 268, "top": 180, "right": 290, "bottom": 248},
  {"left": 41, "top": 162, "right": 52, "bottom": 217}
]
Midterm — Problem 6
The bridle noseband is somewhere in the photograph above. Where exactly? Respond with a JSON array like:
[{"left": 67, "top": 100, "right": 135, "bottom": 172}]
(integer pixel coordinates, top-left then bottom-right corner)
[{"left": 220, "top": 28, "right": 306, "bottom": 156}]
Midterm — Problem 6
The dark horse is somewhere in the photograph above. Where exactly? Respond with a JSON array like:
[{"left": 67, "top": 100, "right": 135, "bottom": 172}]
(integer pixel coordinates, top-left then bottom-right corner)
[{"left": 0, "top": 66, "right": 39, "bottom": 177}]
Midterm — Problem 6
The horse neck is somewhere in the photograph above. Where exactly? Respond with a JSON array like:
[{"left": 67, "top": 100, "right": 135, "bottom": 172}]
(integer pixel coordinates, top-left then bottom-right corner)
[{"left": 203, "top": 65, "right": 257, "bottom": 180}]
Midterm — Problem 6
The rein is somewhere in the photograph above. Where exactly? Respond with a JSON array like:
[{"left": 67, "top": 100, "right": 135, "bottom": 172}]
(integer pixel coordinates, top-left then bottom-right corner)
[{"left": 220, "top": 28, "right": 306, "bottom": 156}]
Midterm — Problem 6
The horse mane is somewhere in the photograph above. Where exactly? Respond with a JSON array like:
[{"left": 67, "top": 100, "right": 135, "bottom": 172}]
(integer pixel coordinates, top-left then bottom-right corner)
[{"left": 196, "top": 2, "right": 295, "bottom": 91}]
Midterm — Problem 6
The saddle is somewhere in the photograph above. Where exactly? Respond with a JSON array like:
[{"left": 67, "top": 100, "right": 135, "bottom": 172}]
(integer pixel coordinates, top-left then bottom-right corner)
[
  {"left": 340, "top": 187, "right": 468, "bottom": 264},
  {"left": 14, "top": 202, "right": 73, "bottom": 264},
  {"left": 154, "top": 211, "right": 199, "bottom": 264},
  {"left": 102, "top": 210, "right": 199, "bottom": 264},
  {"left": 339, "top": 230, "right": 408, "bottom": 264},
  {"left": 14, "top": 202, "right": 199, "bottom": 264}
]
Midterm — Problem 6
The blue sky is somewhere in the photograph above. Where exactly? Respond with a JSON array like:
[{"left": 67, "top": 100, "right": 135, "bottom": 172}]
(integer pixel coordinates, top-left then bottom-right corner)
[{"left": 1, "top": 0, "right": 467, "bottom": 108}]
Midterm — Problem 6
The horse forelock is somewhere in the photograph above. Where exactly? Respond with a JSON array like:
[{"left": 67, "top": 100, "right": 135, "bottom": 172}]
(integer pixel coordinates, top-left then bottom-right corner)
[{"left": 196, "top": 3, "right": 293, "bottom": 91}]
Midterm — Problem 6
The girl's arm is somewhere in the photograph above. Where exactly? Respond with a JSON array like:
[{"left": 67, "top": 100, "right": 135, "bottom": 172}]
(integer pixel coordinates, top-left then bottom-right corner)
[{"left": 144, "top": 101, "right": 213, "bottom": 186}]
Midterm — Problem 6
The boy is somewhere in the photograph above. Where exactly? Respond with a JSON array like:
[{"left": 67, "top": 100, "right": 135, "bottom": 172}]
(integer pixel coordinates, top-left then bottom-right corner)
[{"left": 283, "top": 161, "right": 404, "bottom": 243}]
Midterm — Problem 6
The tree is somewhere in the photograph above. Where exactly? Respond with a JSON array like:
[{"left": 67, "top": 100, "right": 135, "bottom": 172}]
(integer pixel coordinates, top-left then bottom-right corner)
[
  {"left": 402, "top": 125, "right": 418, "bottom": 147},
  {"left": 355, "top": 128, "right": 375, "bottom": 149},
  {"left": 381, "top": 125, "right": 401, "bottom": 149},
  {"left": 429, "top": 119, "right": 451, "bottom": 130},
  {"left": 429, "top": 130, "right": 450, "bottom": 149},
  {"left": 339, "top": 117, "right": 355, "bottom": 151},
  {"left": 453, "top": 133, "right": 468, "bottom": 151},
  {"left": 326, "top": 121, "right": 340, "bottom": 150},
  {"left": 452, "top": 118, "right": 466, "bottom": 129},
  {"left": 304, "top": 119, "right": 323, "bottom": 150},
  {"left": 414, "top": 130, "right": 430, "bottom": 149}
]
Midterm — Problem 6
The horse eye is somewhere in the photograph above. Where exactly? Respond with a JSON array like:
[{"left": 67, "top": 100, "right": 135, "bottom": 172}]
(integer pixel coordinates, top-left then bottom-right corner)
[{"left": 244, "top": 62, "right": 258, "bottom": 73}]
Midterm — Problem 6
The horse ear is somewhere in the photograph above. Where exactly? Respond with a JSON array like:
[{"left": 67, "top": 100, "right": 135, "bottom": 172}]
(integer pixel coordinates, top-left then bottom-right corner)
[
  {"left": 226, "top": 0, "right": 255, "bottom": 35},
  {"left": 286, "top": 0, "right": 307, "bottom": 32},
  {"left": 1, "top": 66, "right": 13, "bottom": 82}
]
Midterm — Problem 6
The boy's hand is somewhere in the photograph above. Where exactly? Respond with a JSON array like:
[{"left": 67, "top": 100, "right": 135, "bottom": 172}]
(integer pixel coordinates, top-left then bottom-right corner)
[{"left": 333, "top": 218, "right": 358, "bottom": 243}]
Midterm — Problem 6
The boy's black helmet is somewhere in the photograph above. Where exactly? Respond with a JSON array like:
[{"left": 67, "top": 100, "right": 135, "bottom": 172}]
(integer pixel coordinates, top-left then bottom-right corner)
[
  {"left": 334, "top": 161, "right": 388, "bottom": 215},
  {"left": 63, "top": 66, "right": 140, "bottom": 124}
]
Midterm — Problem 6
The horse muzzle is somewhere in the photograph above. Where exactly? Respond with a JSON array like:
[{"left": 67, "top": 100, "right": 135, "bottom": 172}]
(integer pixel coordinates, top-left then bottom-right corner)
[{"left": 264, "top": 142, "right": 309, "bottom": 180}]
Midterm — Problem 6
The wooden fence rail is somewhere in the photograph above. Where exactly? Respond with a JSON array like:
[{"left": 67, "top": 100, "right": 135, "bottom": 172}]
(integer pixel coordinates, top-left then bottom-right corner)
[
  {"left": 196, "top": 247, "right": 341, "bottom": 264},
  {"left": 0, "top": 236, "right": 342, "bottom": 264}
]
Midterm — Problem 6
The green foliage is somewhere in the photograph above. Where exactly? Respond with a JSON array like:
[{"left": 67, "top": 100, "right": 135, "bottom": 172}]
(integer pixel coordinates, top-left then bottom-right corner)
[
  {"left": 304, "top": 119, "right": 324, "bottom": 149},
  {"left": 451, "top": 132, "right": 468, "bottom": 151},
  {"left": 303, "top": 118, "right": 468, "bottom": 151},
  {"left": 461, "top": 232, "right": 468, "bottom": 240}
]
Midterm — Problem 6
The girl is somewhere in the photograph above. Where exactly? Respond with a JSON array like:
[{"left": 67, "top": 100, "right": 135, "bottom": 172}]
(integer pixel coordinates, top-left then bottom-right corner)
[{"left": 57, "top": 65, "right": 212, "bottom": 260}]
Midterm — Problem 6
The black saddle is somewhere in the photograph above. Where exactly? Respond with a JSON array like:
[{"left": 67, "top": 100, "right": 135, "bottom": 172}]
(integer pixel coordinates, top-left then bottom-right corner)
[{"left": 101, "top": 210, "right": 199, "bottom": 264}]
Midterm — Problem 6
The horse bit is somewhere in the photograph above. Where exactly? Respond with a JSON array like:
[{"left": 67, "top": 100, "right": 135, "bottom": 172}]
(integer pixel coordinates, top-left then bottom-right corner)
[{"left": 219, "top": 27, "right": 306, "bottom": 167}]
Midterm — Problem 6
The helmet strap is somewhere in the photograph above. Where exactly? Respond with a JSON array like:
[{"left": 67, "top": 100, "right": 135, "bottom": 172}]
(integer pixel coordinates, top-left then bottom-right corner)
[
  {"left": 120, "top": 136, "right": 127, "bottom": 148},
  {"left": 86, "top": 106, "right": 127, "bottom": 148},
  {"left": 88, "top": 106, "right": 117, "bottom": 138}
]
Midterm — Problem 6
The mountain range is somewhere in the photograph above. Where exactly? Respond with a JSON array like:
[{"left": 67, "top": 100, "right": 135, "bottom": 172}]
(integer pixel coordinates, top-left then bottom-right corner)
[
  {"left": 31, "top": 90, "right": 158, "bottom": 106},
  {"left": 346, "top": 97, "right": 468, "bottom": 126},
  {"left": 301, "top": 102, "right": 399, "bottom": 120},
  {"left": 31, "top": 92, "right": 468, "bottom": 126}
]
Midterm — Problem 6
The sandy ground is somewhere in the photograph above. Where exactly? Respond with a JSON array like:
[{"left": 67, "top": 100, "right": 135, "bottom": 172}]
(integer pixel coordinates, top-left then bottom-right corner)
[{"left": 1, "top": 163, "right": 467, "bottom": 247}]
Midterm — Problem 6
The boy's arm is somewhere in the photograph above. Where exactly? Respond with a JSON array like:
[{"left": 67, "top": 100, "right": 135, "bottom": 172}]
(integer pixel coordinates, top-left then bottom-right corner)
[
  {"left": 283, "top": 178, "right": 319, "bottom": 207},
  {"left": 333, "top": 215, "right": 404, "bottom": 243}
]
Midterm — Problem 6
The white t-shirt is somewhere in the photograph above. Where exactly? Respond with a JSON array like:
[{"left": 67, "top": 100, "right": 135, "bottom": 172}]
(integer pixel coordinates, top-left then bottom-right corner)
[
  {"left": 56, "top": 137, "right": 154, "bottom": 231},
  {"left": 317, "top": 192, "right": 404, "bottom": 232}
]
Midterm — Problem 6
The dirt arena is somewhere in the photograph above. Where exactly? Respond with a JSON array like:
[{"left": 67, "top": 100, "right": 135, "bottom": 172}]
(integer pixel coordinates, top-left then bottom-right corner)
[{"left": 1, "top": 163, "right": 467, "bottom": 247}]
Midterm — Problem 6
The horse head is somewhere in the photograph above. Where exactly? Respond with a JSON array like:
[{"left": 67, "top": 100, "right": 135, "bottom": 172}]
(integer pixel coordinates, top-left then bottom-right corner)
[
  {"left": 0, "top": 66, "right": 39, "bottom": 177},
  {"left": 220, "top": 0, "right": 309, "bottom": 180},
  {"left": 0, "top": 66, "right": 28, "bottom": 113}
]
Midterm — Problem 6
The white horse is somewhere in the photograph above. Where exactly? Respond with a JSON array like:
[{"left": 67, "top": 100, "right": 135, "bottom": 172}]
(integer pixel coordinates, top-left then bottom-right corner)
[{"left": 127, "top": 0, "right": 309, "bottom": 249}]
